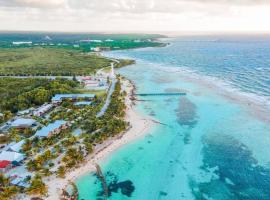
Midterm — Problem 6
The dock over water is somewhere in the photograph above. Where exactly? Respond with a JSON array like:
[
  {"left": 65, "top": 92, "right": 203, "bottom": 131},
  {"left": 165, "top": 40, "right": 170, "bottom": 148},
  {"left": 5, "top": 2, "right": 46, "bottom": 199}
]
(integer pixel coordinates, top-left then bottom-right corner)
[
  {"left": 95, "top": 164, "right": 108, "bottom": 199},
  {"left": 134, "top": 92, "right": 186, "bottom": 97}
]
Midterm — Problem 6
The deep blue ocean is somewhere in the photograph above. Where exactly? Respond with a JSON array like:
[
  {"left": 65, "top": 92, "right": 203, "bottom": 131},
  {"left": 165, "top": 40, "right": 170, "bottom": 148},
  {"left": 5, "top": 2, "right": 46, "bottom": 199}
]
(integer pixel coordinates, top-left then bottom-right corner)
[
  {"left": 75, "top": 36, "right": 270, "bottom": 200},
  {"left": 121, "top": 37, "right": 270, "bottom": 98}
]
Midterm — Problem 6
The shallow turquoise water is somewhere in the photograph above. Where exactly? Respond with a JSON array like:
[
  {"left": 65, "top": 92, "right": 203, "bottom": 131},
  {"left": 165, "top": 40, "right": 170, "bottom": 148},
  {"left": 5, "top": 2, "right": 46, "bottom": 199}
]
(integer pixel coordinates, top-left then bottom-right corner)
[{"left": 77, "top": 38, "right": 270, "bottom": 200}]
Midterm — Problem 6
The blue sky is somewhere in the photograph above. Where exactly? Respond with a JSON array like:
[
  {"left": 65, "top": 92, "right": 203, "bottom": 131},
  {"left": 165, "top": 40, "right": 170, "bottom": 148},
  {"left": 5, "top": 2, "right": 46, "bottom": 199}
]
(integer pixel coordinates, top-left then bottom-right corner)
[{"left": 0, "top": 0, "right": 270, "bottom": 33}]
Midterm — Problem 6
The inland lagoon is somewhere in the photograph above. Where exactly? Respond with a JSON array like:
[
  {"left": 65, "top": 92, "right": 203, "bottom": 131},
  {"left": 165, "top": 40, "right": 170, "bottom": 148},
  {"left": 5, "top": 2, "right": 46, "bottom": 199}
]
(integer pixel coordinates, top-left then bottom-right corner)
[{"left": 76, "top": 36, "right": 270, "bottom": 200}]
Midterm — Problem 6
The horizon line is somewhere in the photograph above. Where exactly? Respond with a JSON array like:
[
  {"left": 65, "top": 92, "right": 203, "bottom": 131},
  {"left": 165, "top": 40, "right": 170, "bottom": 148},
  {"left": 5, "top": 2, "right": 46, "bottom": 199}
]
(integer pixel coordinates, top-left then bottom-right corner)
[{"left": 2, "top": 30, "right": 270, "bottom": 37}]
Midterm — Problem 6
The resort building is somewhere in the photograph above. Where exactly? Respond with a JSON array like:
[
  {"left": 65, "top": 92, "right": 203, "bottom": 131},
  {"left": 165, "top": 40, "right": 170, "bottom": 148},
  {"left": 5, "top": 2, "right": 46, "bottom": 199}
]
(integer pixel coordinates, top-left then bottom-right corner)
[
  {"left": 35, "top": 120, "right": 68, "bottom": 138},
  {"left": 90, "top": 40, "right": 102, "bottom": 43},
  {"left": 12, "top": 41, "right": 32, "bottom": 45},
  {"left": 51, "top": 94, "right": 95, "bottom": 104},
  {"left": 17, "top": 108, "right": 33, "bottom": 116},
  {"left": 33, "top": 103, "right": 54, "bottom": 117},
  {"left": 10, "top": 176, "right": 31, "bottom": 188},
  {"left": 74, "top": 101, "right": 92, "bottom": 106},
  {"left": 84, "top": 80, "right": 100, "bottom": 87},
  {"left": 81, "top": 76, "right": 92, "bottom": 81},
  {"left": 0, "top": 160, "right": 12, "bottom": 173},
  {"left": 0, "top": 151, "right": 25, "bottom": 163},
  {"left": 8, "top": 140, "right": 25, "bottom": 153},
  {"left": 10, "top": 172, "right": 32, "bottom": 188},
  {"left": 90, "top": 46, "right": 110, "bottom": 52},
  {"left": 10, "top": 118, "right": 36, "bottom": 129},
  {"left": 0, "top": 142, "right": 6, "bottom": 149},
  {"left": 0, "top": 123, "right": 10, "bottom": 134},
  {"left": 80, "top": 76, "right": 107, "bottom": 89}
]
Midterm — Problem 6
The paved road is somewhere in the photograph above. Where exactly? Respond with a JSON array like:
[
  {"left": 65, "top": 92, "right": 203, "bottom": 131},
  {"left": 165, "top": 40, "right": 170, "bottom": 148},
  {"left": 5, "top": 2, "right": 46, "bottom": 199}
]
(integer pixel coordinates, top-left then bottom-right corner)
[
  {"left": 96, "top": 77, "right": 116, "bottom": 118},
  {"left": 96, "top": 62, "right": 117, "bottom": 118}
]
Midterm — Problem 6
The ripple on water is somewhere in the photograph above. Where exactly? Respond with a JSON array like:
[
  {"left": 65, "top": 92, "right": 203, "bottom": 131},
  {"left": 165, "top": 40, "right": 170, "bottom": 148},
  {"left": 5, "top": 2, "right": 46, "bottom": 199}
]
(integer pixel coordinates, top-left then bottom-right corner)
[
  {"left": 164, "top": 88, "right": 189, "bottom": 93},
  {"left": 191, "top": 133, "right": 270, "bottom": 200},
  {"left": 175, "top": 96, "right": 198, "bottom": 128},
  {"left": 151, "top": 74, "right": 176, "bottom": 84}
]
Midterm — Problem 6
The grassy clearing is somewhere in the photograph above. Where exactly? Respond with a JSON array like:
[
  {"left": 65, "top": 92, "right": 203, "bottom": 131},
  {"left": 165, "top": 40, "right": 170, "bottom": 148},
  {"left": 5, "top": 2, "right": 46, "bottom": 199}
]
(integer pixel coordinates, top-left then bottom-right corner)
[{"left": 78, "top": 89, "right": 107, "bottom": 97}]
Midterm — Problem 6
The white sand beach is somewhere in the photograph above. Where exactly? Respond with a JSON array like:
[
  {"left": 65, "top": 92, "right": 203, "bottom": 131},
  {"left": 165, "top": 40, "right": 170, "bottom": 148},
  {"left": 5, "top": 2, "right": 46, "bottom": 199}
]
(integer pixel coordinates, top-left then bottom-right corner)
[{"left": 43, "top": 79, "right": 155, "bottom": 200}]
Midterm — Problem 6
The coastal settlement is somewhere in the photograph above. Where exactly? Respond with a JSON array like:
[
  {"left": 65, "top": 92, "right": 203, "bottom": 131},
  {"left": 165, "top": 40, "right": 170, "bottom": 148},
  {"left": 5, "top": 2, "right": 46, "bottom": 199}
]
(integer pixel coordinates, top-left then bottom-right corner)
[{"left": 0, "top": 61, "right": 133, "bottom": 199}]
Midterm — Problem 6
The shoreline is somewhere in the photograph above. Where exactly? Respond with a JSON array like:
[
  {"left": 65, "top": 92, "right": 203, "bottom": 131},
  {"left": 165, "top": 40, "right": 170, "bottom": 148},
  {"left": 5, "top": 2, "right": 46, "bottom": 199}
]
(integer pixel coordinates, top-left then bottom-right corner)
[
  {"left": 105, "top": 43, "right": 270, "bottom": 124},
  {"left": 177, "top": 70, "right": 270, "bottom": 123},
  {"left": 152, "top": 65, "right": 270, "bottom": 124},
  {"left": 43, "top": 78, "right": 155, "bottom": 200}
]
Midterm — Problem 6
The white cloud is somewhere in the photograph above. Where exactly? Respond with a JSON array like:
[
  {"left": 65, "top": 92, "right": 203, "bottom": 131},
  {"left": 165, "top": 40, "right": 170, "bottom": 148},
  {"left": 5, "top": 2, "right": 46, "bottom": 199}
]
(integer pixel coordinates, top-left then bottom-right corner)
[
  {"left": 0, "top": 0, "right": 270, "bottom": 32},
  {"left": 1, "top": 0, "right": 269, "bottom": 9},
  {"left": 0, "top": 0, "right": 66, "bottom": 8}
]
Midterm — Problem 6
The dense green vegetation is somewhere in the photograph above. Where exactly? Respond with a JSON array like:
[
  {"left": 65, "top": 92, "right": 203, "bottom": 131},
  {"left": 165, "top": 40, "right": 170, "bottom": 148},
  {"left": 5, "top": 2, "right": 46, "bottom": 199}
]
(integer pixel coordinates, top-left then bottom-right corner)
[
  {"left": 27, "top": 175, "right": 47, "bottom": 196},
  {"left": 115, "top": 59, "right": 135, "bottom": 69},
  {"left": 0, "top": 172, "right": 47, "bottom": 198},
  {"left": 0, "top": 32, "right": 161, "bottom": 199},
  {"left": 8, "top": 127, "right": 35, "bottom": 142},
  {"left": 0, "top": 32, "right": 166, "bottom": 50},
  {"left": 23, "top": 93, "right": 105, "bottom": 176},
  {"left": 82, "top": 77, "right": 128, "bottom": 143},
  {"left": 0, "top": 174, "right": 19, "bottom": 200},
  {"left": 0, "top": 111, "right": 13, "bottom": 125},
  {"left": 49, "top": 78, "right": 128, "bottom": 178},
  {"left": 0, "top": 47, "right": 135, "bottom": 76},
  {"left": 0, "top": 48, "right": 114, "bottom": 76},
  {"left": 0, "top": 78, "right": 78, "bottom": 113},
  {"left": 78, "top": 39, "right": 165, "bottom": 52},
  {"left": 1, "top": 77, "right": 130, "bottom": 199},
  {"left": 26, "top": 78, "right": 127, "bottom": 178}
]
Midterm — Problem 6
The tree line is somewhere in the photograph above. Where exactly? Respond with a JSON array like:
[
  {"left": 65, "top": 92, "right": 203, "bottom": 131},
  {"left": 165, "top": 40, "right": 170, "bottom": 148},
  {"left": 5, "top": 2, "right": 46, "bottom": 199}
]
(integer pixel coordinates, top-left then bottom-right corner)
[{"left": 0, "top": 78, "right": 79, "bottom": 113}]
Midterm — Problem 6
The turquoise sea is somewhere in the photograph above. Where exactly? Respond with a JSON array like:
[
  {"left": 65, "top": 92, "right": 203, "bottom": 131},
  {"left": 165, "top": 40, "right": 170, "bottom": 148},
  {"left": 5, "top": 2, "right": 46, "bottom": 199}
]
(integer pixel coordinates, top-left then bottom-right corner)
[{"left": 77, "top": 36, "right": 270, "bottom": 200}]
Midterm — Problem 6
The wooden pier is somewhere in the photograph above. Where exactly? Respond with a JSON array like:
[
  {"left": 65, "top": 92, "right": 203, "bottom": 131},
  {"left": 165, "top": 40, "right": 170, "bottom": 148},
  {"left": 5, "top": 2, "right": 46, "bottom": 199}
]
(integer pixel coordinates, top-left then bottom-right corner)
[
  {"left": 95, "top": 164, "right": 109, "bottom": 200},
  {"left": 134, "top": 92, "right": 186, "bottom": 97}
]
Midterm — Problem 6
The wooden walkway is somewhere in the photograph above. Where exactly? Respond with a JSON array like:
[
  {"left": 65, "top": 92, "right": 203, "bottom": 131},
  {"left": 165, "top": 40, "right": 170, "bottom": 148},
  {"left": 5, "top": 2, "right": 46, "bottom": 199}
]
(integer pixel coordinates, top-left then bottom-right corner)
[
  {"left": 95, "top": 164, "right": 109, "bottom": 199},
  {"left": 134, "top": 92, "right": 186, "bottom": 97}
]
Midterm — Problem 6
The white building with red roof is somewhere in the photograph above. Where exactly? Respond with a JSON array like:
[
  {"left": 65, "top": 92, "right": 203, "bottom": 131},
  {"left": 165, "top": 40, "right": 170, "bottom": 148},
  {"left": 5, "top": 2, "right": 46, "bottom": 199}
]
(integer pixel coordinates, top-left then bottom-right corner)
[{"left": 0, "top": 160, "right": 12, "bottom": 173}]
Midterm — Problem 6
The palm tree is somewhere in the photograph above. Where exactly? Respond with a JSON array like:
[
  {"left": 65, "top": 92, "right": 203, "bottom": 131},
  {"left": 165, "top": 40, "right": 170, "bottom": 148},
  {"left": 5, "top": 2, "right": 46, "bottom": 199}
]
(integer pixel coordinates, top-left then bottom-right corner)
[
  {"left": 27, "top": 175, "right": 47, "bottom": 196},
  {"left": 0, "top": 174, "right": 19, "bottom": 200},
  {"left": 56, "top": 166, "right": 66, "bottom": 178},
  {"left": 22, "top": 139, "right": 32, "bottom": 153},
  {"left": 0, "top": 186, "right": 18, "bottom": 200}
]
